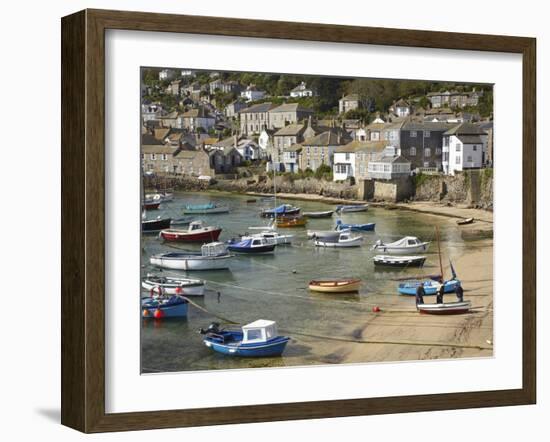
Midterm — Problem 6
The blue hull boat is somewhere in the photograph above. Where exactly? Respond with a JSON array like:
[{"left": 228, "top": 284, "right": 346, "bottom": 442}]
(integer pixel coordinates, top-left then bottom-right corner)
[
  {"left": 200, "top": 320, "right": 289, "bottom": 357},
  {"left": 336, "top": 220, "right": 375, "bottom": 232},
  {"left": 398, "top": 279, "right": 460, "bottom": 296},
  {"left": 226, "top": 237, "right": 276, "bottom": 253},
  {"left": 261, "top": 204, "right": 300, "bottom": 218},
  {"left": 141, "top": 296, "right": 188, "bottom": 318}
]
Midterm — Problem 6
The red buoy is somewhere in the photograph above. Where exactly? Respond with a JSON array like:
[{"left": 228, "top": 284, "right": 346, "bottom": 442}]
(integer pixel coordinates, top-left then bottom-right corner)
[
  {"left": 372, "top": 306, "right": 381, "bottom": 313},
  {"left": 153, "top": 308, "right": 164, "bottom": 319},
  {"left": 175, "top": 286, "right": 183, "bottom": 294}
]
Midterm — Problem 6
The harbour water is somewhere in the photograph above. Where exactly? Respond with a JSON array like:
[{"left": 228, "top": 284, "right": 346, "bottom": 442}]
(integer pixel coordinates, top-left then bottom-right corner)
[{"left": 141, "top": 192, "right": 491, "bottom": 373}]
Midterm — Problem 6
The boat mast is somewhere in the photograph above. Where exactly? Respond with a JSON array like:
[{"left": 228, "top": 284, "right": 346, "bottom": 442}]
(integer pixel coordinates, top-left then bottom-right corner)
[{"left": 436, "top": 225, "right": 444, "bottom": 279}]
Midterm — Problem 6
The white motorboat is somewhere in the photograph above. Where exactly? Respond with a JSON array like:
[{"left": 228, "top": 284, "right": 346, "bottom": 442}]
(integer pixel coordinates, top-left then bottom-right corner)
[
  {"left": 315, "top": 232, "right": 363, "bottom": 248},
  {"left": 307, "top": 229, "right": 349, "bottom": 240},
  {"left": 249, "top": 231, "right": 294, "bottom": 245},
  {"left": 372, "top": 236, "right": 430, "bottom": 255},
  {"left": 150, "top": 242, "right": 233, "bottom": 271},
  {"left": 142, "top": 275, "right": 205, "bottom": 296}
]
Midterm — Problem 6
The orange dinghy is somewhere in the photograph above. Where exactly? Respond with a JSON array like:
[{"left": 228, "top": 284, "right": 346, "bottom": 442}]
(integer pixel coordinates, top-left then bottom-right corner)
[
  {"left": 308, "top": 279, "right": 361, "bottom": 293},
  {"left": 276, "top": 215, "right": 308, "bottom": 228}
]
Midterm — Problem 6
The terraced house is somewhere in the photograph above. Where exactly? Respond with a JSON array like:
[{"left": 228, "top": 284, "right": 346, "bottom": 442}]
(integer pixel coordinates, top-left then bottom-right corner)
[
  {"left": 239, "top": 102, "right": 276, "bottom": 135},
  {"left": 268, "top": 103, "right": 314, "bottom": 129},
  {"left": 398, "top": 121, "right": 454, "bottom": 170},
  {"left": 300, "top": 130, "right": 351, "bottom": 171}
]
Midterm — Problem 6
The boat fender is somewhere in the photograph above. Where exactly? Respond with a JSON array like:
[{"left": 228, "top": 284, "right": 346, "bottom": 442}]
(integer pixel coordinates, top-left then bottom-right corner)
[
  {"left": 153, "top": 308, "right": 164, "bottom": 319},
  {"left": 372, "top": 306, "right": 381, "bottom": 313},
  {"left": 142, "top": 309, "right": 150, "bottom": 317},
  {"left": 175, "top": 286, "right": 183, "bottom": 295}
]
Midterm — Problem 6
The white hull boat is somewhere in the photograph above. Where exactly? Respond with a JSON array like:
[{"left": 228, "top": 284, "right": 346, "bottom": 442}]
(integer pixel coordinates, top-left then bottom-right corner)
[
  {"left": 307, "top": 229, "right": 348, "bottom": 240},
  {"left": 142, "top": 275, "right": 205, "bottom": 296},
  {"left": 250, "top": 231, "right": 294, "bottom": 245},
  {"left": 315, "top": 232, "right": 363, "bottom": 248},
  {"left": 372, "top": 236, "right": 430, "bottom": 255},
  {"left": 150, "top": 242, "right": 233, "bottom": 271},
  {"left": 417, "top": 301, "right": 471, "bottom": 315},
  {"left": 335, "top": 204, "right": 369, "bottom": 213}
]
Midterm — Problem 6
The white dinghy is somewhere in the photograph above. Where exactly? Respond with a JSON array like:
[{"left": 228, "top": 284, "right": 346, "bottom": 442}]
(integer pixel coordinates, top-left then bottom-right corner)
[{"left": 372, "top": 236, "right": 430, "bottom": 255}]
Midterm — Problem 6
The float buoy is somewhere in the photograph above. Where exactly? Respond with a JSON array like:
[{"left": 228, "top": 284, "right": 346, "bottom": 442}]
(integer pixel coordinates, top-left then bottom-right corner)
[
  {"left": 372, "top": 306, "right": 381, "bottom": 313},
  {"left": 175, "top": 286, "right": 183, "bottom": 294},
  {"left": 153, "top": 308, "right": 164, "bottom": 319},
  {"left": 142, "top": 309, "right": 150, "bottom": 317}
]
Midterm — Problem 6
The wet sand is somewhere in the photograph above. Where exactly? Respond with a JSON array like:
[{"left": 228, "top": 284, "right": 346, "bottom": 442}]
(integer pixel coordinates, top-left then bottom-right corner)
[{"left": 285, "top": 238, "right": 493, "bottom": 365}]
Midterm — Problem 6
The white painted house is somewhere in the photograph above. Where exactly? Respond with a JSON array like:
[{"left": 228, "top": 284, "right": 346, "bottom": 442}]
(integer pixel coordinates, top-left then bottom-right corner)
[
  {"left": 442, "top": 123, "right": 488, "bottom": 175},
  {"left": 159, "top": 69, "right": 176, "bottom": 81},
  {"left": 367, "top": 146, "right": 411, "bottom": 180},
  {"left": 290, "top": 81, "right": 315, "bottom": 98},
  {"left": 283, "top": 144, "right": 302, "bottom": 173},
  {"left": 241, "top": 85, "right": 266, "bottom": 102},
  {"left": 333, "top": 144, "right": 357, "bottom": 181}
]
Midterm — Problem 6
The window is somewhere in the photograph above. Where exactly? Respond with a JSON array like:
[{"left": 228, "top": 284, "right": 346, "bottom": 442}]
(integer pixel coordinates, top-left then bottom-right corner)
[
  {"left": 410, "top": 130, "right": 417, "bottom": 138},
  {"left": 162, "top": 154, "right": 167, "bottom": 161},
  {"left": 456, "top": 143, "right": 462, "bottom": 152},
  {"left": 436, "top": 148, "right": 442, "bottom": 155},
  {"left": 424, "top": 148, "right": 431, "bottom": 157},
  {"left": 410, "top": 147, "right": 416, "bottom": 156},
  {"left": 345, "top": 153, "right": 350, "bottom": 161},
  {"left": 467, "top": 156, "right": 473, "bottom": 162},
  {"left": 456, "top": 155, "right": 461, "bottom": 164},
  {"left": 150, "top": 153, "right": 156, "bottom": 160},
  {"left": 424, "top": 162, "right": 430, "bottom": 168},
  {"left": 443, "top": 137, "right": 449, "bottom": 147},
  {"left": 424, "top": 130, "right": 431, "bottom": 137},
  {"left": 246, "top": 329, "right": 262, "bottom": 341},
  {"left": 443, "top": 152, "right": 449, "bottom": 161},
  {"left": 473, "top": 145, "right": 478, "bottom": 151}
]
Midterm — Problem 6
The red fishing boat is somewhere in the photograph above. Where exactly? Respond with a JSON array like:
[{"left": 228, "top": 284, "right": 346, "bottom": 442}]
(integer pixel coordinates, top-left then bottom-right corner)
[{"left": 160, "top": 220, "right": 222, "bottom": 242}]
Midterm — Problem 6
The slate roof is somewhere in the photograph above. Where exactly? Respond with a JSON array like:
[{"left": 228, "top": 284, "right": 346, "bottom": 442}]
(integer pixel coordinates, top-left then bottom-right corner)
[
  {"left": 182, "top": 107, "right": 213, "bottom": 118},
  {"left": 444, "top": 122, "right": 486, "bottom": 136},
  {"left": 302, "top": 131, "right": 347, "bottom": 147},
  {"left": 274, "top": 124, "right": 306, "bottom": 136},
  {"left": 239, "top": 102, "right": 275, "bottom": 113},
  {"left": 335, "top": 140, "right": 387, "bottom": 153},
  {"left": 284, "top": 143, "right": 303, "bottom": 153},
  {"left": 402, "top": 121, "right": 455, "bottom": 131},
  {"left": 457, "top": 135, "right": 484, "bottom": 144},
  {"left": 269, "top": 103, "right": 314, "bottom": 113}
]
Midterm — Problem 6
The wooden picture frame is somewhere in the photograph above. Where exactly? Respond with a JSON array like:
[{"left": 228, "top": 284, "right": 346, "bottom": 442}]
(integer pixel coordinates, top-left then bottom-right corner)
[{"left": 61, "top": 8, "right": 536, "bottom": 433}]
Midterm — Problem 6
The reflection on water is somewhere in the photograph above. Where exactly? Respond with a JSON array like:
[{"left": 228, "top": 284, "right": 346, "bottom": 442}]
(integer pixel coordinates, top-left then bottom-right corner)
[{"left": 141, "top": 192, "right": 487, "bottom": 373}]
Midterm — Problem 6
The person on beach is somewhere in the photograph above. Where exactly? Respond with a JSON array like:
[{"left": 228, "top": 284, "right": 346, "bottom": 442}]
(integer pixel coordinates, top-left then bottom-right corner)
[
  {"left": 455, "top": 282, "right": 464, "bottom": 302},
  {"left": 436, "top": 279, "right": 445, "bottom": 304},
  {"left": 416, "top": 283, "right": 425, "bottom": 306}
]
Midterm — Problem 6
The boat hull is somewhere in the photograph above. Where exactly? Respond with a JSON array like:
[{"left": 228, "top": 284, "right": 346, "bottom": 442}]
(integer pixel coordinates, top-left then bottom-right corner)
[
  {"left": 303, "top": 211, "right": 334, "bottom": 218},
  {"left": 373, "top": 255, "right": 426, "bottom": 267},
  {"left": 418, "top": 301, "right": 471, "bottom": 315},
  {"left": 150, "top": 254, "right": 232, "bottom": 270},
  {"left": 373, "top": 243, "right": 430, "bottom": 255},
  {"left": 336, "top": 204, "right": 369, "bottom": 213},
  {"left": 261, "top": 208, "right": 300, "bottom": 218},
  {"left": 142, "top": 217, "right": 172, "bottom": 232},
  {"left": 141, "top": 298, "right": 188, "bottom": 318},
  {"left": 315, "top": 238, "right": 363, "bottom": 248},
  {"left": 398, "top": 279, "right": 460, "bottom": 296},
  {"left": 337, "top": 223, "right": 375, "bottom": 232},
  {"left": 309, "top": 279, "right": 361, "bottom": 293},
  {"left": 182, "top": 206, "right": 229, "bottom": 214},
  {"left": 143, "top": 201, "right": 160, "bottom": 210},
  {"left": 160, "top": 228, "right": 222, "bottom": 242},
  {"left": 307, "top": 230, "right": 343, "bottom": 240},
  {"left": 204, "top": 336, "right": 290, "bottom": 357},
  {"left": 142, "top": 278, "right": 205, "bottom": 296},
  {"left": 227, "top": 244, "right": 276, "bottom": 253}
]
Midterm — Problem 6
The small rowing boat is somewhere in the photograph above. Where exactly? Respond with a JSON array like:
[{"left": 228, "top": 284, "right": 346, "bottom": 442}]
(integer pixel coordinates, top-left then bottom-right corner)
[
  {"left": 398, "top": 279, "right": 460, "bottom": 296},
  {"left": 200, "top": 320, "right": 290, "bottom": 357},
  {"left": 182, "top": 202, "right": 230, "bottom": 214},
  {"left": 150, "top": 242, "right": 232, "bottom": 271},
  {"left": 276, "top": 215, "right": 307, "bottom": 228},
  {"left": 141, "top": 275, "right": 205, "bottom": 296},
  {"left": 308, "top": 278, "right": 361, "bottom": 293},
  {"left": 457, "top": 217, "right": 474, "bottom": 225},
  {"left": 335, "top": 219, "right": 375, "bottom": 232},
  {"left": 307, "top": 229, "right": 347, "bottom": 240},
  {"left": 142, "top": 216, "right": 172, "bottom": 232},
  {"left": 261, "top": 204, "right": 301, "bottom": 218},
  {"left": 335, "top": 203, "right": 369, "bottom": 213},
  {"left": 417, "top": 301, "right": 471, "bottom": 315},
  {"left": 302, "top": 210, "right": 334, "bottom": 218},
  {"left": 141, "top": 295, "right": 188, "bottom": 318},
  {"left": 373, "top": 255, "right": 426, "bottom": 267}
]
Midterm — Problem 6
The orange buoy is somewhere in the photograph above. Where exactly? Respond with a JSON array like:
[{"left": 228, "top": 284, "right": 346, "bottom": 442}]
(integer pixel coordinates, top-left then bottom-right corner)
[
  {"left": 153, "top": 308, "right": 164, "bottom": 319},
  {"left": 142, "top": 309, "right": 150, "bottom": 317}
]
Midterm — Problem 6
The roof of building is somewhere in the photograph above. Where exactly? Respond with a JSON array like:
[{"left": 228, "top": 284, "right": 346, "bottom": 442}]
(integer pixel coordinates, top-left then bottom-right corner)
[
  {"left": 239, "top": 102, "right": 275, "bottom": 113},
  {"left": 269, "top": 103, "right": 314, "bottom": 113},
  {"left": 340, "top": 94, "right": 360, "bottom": 101},
  {"left": 335, "top": 140, "right": 387, "bottom": 153},
  {"left": 457, "top": 135, "right": 484, "bottom": 144},
  {"left": 444, "top": 122, "right": 486, "bottom": 136},
  {"left": 290, "top": 82, "right": 311, "bottom": 92},
  {"left": 302, "top": 130, "right": 347, "bottom": 147},
  {"left": 141, "top": 145, "right": 177, "bottom": 154},
  {"left": 181, "top": 107, "right": 213, "bottom": 118},
  {"left": 141, "top": 133, "right": 165, "bottom": 145},
  {"left": 274, "top": 124, "right": 306, "bottom": 136},
  {"left": 402, "top": 121, "right": 455, "bottom": 131},
  {"left": 203, "top": 137, "right": 219, "bottom": 145},
  {"left": 392, "top": 98, "right": 410, "bottom": 108},
  {"left": 173, "top": 148, "right": 207, "bottom": 159},
  {"left": 373, "top": 154, "right": 411, "bottom": 164}
]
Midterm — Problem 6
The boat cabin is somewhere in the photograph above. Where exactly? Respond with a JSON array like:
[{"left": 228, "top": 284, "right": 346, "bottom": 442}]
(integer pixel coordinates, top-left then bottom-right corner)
[
  {"left": 189, "top": 221, "right": 205, "bottom": 231},
  {"left": 241, "top": 319, "right": 279, "bottom": 344},
  {"left": 201, "top": 242, "right": 228, "bottom": 256},
  {"left": 403, "top": 236, "right": 422, "bottom": 245}
]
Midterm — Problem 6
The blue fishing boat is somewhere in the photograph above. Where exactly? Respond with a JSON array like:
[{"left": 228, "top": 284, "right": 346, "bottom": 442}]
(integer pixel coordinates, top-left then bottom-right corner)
[
  {"left": 141, "top": 295, "right": 188, "bottom": 318},
  {"left": 335, "top": 219, "right": 375, "bottom": 232},
  {"left": 226, "top": 237, "right": 276, "bottom": 254},
  {"left": 260, "top": 204, "right": 300, "bottom": 218},
  {"left": 398, "top": 279, "right": 460, "bottom": 296},
  {"left": 200, "top": 320, "right": 290, "bottom": 357}
]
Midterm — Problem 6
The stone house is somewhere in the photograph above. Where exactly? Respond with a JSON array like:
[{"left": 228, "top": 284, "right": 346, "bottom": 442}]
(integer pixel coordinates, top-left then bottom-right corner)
[
  {"left": 268, "top": 103, "right": 314, "bottom": 129},
  {"left": 141, "top": 103, "right": 166, "bottom": 122},
  {"left": 442, "top": 122, "right": 488, "bottom": 175},
  {"left": 179, "top": 107, "right": 215, "bottom": 132},
  {"left": 282, "top": 144, "right": 302, "bottom": 173},
  {"left": 338, "top": 94, "right": 369, "bottom": 114},
  {"left": 157, "top": 111, "right": 181, "bottom": 129},
  {"left": 225, "top": 100, "right": 247, "bottom": 118},
  {"left": 169, "top": 79, "right": 184, "bottom": 96},
  {"left": 333, "top": 140, "right": 386, "bottom": 181},
  {"left": 240, "top": 85, "right": 266, "bottom": 102},
  {"left": 427, "top": 90, "right": 484, "bottom": 109},
  {"left": 209, "top": 79, "right": 241, "bottom": 95},
  {"left": 272, "top": 123, "right": 307, "bottom": 161},
  {"left": 183, "top": 82, "right": 205, "bottom": 101},
  {"left": 141, "top": 144, "right": 179, "bottom": 174},
  {"left": 209, "top": 146, "right": 243, "bottom": 174},
  {"left": 239, "top": 102, "right": 276, "bottom": 135},
  {"left": 300, "top": 130, "right": 350, "bottom": 171},
  {"left": 389, "top": 99, "right": 412, "bottom": 117},
  {"left": 172, "top": 148, "right": 213, "bottom": 176}
]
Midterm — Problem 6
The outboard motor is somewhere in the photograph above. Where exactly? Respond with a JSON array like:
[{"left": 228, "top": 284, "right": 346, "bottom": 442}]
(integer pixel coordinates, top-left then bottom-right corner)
[{"left": 199, "top": 322, "right": 221, "bottom": 335}]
